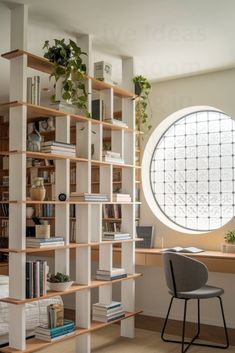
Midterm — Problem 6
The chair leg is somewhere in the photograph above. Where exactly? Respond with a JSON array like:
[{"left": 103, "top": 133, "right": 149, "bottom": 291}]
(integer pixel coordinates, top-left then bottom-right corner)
[
  {"left": 161, "top": 296, "right": 174, "bottom": 342},
  {"left": 161, "top": 296, "right": 229, "bottom": 351}
]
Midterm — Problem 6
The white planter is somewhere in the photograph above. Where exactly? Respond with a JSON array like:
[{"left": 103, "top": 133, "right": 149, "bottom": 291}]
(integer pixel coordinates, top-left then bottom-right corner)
[
  {"left": 47, "top": 281, "right": 74, "bottom": 292},
  {"left": 221, "top": 242, "right": 235, "bottom": 253}
]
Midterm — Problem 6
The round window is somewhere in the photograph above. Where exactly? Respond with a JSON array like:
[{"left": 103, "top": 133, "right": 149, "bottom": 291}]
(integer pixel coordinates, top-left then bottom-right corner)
[{"left": 142, "top": 106, "right": 235, "bottom": 233}]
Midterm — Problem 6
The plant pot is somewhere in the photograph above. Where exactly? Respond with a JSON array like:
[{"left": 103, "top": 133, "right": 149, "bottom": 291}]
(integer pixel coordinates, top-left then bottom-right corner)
[
  {"left": 221, "top": 242, "right": 235, "bottom": 253},
  {"left": 47, "top": 281, "right": 74, "bottom": 292}
]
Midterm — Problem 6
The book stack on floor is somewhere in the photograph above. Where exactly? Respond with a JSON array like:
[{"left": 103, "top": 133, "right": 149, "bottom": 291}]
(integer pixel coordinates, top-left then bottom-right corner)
[
  {"left": 113, "top": 193, "right": 131, "bottom": 202},
  {"left": 26, "top": 260, "right": 47, "bottom": 298},
  {"left": 104, "top": 118, "right": 128, "bottom": 128},
  {"left": 102, "top": 231, "right": 130, "bottom": 241},
  {"left": 103, "top": 150, "right": 124, "bottom": 164},
  {"left": 96, "top": 267, "right": 127, "bottom": 281},
  {"left": 41, "top": 141, "right": 76, "bottom": 157},
  {"left": 92, "top": 301, "right": 125, "bottom": 322},
  {"left": 26, "top": 237, "right": 64, "bottom": 248},
  {"left": 70, "top": 192, "right": 109, "bottom": 202},
  {"left": 35, "top": 320, "right": 75, "bottom": 342}
]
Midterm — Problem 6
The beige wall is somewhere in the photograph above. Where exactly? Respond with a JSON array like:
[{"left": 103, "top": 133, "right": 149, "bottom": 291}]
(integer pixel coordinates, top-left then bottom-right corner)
[
  {"left": 137, "top": 68, "right": 235, "bottom": 328},
  {"left": 141, "top": 68, "right": 235, "bottom": 250}
]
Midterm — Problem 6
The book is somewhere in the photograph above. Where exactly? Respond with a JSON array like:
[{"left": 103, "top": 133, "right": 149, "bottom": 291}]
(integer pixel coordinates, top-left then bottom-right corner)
[
  {"left": 47, "top": 304, "right": 64, "bottom": 328},
  {"left": 103, "top": 156, "right": 124, "bottom": 164},
  {"left": 35, "top": 330, "right": 75, "bottom": 342},
  {"left": 92, "top": 99, "right": 104, "bottom": 120},
  {"left": 42, "top": 141, "right": 75, "bottom": 148},
  {"left": 26, "top": 241, "right": 65, "bottom": 248},
  {"left": 102, "top": 232, "right": 130, "bottom": 240},
  {"left": 96, "top": 268, "right": 126, "bottom": 276},
  {"left": 26, "top": 237, "right": 64, "bottom": 243},
  {"left": 104, "top": 118, "right": 128, "bottom": 128},
  {"left": 96, "top": 273, "right": 127, "bottom": 281},
  {"left": 92, "top": 313, "right": 125, "bottom": 323},
  {"left": 36, "top": 319, "right": 74, "bottom": 335},
  {"left": 162, "top": 246, "right": 204, "bottom": 254}
]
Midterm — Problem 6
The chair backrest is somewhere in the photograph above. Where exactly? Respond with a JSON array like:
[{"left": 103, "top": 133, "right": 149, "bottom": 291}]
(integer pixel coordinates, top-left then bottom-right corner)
[{"left": 162, "top": 252, "right": 208, "bottom": 295}]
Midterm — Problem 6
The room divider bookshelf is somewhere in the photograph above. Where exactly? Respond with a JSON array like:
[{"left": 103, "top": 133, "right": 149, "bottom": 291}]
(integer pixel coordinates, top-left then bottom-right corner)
[{"left": 0, "top": 5, "right": 142, "bottom": 353}]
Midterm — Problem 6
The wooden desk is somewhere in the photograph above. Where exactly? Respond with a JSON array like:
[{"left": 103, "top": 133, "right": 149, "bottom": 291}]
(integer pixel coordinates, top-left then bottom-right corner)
[{"left": 92, "top": 248, "right": 235, "bottom": 274}]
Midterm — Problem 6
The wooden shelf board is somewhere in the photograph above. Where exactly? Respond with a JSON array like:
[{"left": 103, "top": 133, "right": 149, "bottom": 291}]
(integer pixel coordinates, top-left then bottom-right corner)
[
  {"left": 0, "top": 273, "right": 142, "bottom": 305},
  {"left": 0, "top": 311, "right": 142, "bottom": 353},
  {"left": 3, "top": 200, "right": 141, "bottom": 205},
  {"left": 2, "top": 50, "right": 136, "bottom": 98},
  {"left": 0, "top": 239, "right": 143, "bottom": 254},
  {"left": 0, "top": 150, "right": 88, "bottom": 163}
]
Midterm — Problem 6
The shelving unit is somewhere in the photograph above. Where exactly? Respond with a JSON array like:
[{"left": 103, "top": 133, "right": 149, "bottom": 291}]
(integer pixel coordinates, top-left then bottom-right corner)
[{"left": 0, "top": 5, "right": 141, "bottom": 353}]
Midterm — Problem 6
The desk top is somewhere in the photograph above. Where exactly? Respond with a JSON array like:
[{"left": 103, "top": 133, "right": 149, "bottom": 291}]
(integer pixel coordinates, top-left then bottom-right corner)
[{"left": 134, "top": 248, "right": 235, "bottom": 260}]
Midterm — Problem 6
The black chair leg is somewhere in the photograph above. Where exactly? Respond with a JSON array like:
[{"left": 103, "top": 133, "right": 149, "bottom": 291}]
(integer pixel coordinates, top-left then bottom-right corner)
[{"left": 161, "top": 296, "right": 229, "bottom": 352}]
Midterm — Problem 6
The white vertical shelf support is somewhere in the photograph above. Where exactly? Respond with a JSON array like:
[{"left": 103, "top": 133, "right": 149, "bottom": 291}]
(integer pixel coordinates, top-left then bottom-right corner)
[
  {"left": 54, "top": 115, "right": 70, "bottom": 274},
  {"left": 75, "top": 34, "right": 93, "bottom": 353},
  {"left": 8, "top": 4, "right": 28, "bottom": 350},
  {"left": 120, "top": 56, "right": 136, "bottom": 339}
]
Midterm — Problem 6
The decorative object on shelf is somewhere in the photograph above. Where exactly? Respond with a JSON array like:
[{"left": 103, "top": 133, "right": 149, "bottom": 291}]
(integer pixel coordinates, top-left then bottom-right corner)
[
  {"left": 36, "top": 222, "right": 50, "bottom": 239},
  {"left": 26, "top": 206, "right": 34, "bottom": 218},
  {"left": 94, "top": 61, "right": 112, "bottom": 83},
  {"left": 221, "top": 230, "right": 235, "bottom": 253},
  {"left": 30, "top": 177, "right": 46, "bottom": 201},
  {"left": 27, "top": 127, "right": 41, "bottom": 152},
  {"left": 47, "top": 272, "right": 73, "bottom": 291},
  {"left": 132, "top": 75, "right": 152, "bottom": 135},
  {"left": 58, "top": 193, "right": 67, "bottom": 201},
  {"left": 43, "top": 38, "right": 88, "bottom": 114}
]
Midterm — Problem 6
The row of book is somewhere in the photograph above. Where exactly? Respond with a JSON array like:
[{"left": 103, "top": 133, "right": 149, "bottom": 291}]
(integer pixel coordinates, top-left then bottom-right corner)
[
  {"left": 26, "top": 260, "right": 47, "bottom": 299},
  {"left": 70, "top": 192, "right": 109, "bottom": 202},
  {"left": 92, "top": 301, "right": 125, "bottom": 323},
  {"left": 1, "top": 203, "right": 9, "bottom": 217},
  {"left": 41, "top": 141, "right": 76, "bottom": 157},
  {"left": 70, "top": 219, "right": 76, "bottom": 243},
  {"left": 96, "top": 267, "right": 127, "bottom": 281},
  {"left": 39, "top": 204, "right": 54, "bottom": 218},
  {"left": 1, "top": 219, "right": 9, "bottom": 237},
  {"left": 103, "top": 204, "right": 121, "bottom": 219},
  {"left": 27, "top": 76, "right": 40, "bottom": 105},
  {"left": 26, "top": 237, "right": 64, "bottom": 248},
  {"left": 102, "top": 150, "right": 124, "bottom": 164}
]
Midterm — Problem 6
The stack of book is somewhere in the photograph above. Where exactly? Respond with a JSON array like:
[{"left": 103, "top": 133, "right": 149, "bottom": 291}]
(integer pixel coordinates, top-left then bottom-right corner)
[
  {"left": 92, "top": 301, "right": 125, "bottom": 322},
  {"left": 26, "top": 237, "right": 64, "bottom": 248},
  {"left": 27, "top": 76, "right": 40, "bottom": 105},
  {"left": 96, "top": 267, "right": 127, "bottom": 281},
  {"left": 104, "top": 118, "right": 128, "bottom": 128},
  {"left": 40, "top": 204, "right": 54, "bottom": 217},
  {"left": 102, "top": 231, "right": 130, "bottom": 241},
  {"left": 113, "top": 193, "right": 131, "bottom": 202},
  {"left": 103, "top": 151, "right": 124, "bottom": 164},
  {"left": 26, "top": 260, "right": 47, "bottom": 298},
  {"left": 41, "top": 141, "right": 76, "bottom": 157},
  {"left": 70, "top": 192, "right": 109, "bottom": 202},
  {"left": 35, "top": 319, "right": 75, "bottom": 342},
  {"left": 47, "top": 303, "right": 64, "bottom": 328}
]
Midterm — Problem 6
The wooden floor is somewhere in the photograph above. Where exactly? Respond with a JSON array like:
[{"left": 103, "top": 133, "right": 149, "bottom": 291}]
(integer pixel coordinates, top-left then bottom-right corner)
[{"left": 35, "top": 325, "right": 235, "bottom": 353}]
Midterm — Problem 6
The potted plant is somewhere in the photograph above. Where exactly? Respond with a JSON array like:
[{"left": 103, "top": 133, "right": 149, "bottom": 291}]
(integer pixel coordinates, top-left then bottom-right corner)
[
  {"left": 43, "top": 38, "right": 88, "bottom": 115},
  {"left": 221, "top": 230, "right": 235, "bottom": 253},
  {"left": 132, "top": 75, "right": 152, "bottom": 135},
  {"left": 47, "top": 272, "right": 73, "bottom": 291}
]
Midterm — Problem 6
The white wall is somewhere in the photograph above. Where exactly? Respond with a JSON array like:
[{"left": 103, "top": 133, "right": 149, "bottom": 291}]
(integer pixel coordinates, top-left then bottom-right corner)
[{"left": 138, "top": 68, "right": 235, "bottom": 327}]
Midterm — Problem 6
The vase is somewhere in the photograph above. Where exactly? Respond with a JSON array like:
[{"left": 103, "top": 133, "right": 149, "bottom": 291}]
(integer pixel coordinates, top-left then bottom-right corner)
[
  {"left": 30, "top": 177, "right": 46, "bottom": 201},
  {"left": 27, "top": 128, "right": 41, "bottom": 152}
]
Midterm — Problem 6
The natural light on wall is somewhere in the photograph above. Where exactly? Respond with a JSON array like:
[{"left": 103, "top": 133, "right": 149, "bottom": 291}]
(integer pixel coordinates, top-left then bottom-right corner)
[{"left": 142, "top": 106, "right": 235, "bottom": 234}]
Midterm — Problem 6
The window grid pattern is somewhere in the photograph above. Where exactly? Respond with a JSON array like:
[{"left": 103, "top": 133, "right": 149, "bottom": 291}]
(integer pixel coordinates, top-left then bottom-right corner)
[{"left": 150, "top": 111, "right": 235, "bottom": 231}]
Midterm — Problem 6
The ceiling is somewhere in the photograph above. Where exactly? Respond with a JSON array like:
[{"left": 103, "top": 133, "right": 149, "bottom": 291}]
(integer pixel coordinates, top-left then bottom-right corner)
[{"left": 1, "top": 0, "right": 235, "bottom": 82}]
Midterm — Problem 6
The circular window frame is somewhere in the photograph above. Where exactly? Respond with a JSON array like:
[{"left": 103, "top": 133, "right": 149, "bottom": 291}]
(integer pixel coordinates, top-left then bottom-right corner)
[{"left": 142, "top": 105, "right": 232, "bottom": 235}]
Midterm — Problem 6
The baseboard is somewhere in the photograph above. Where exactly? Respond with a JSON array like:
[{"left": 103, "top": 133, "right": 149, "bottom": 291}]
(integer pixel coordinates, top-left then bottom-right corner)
[{"left": 64, "top": 309, "right": 234, "bottom": 345}]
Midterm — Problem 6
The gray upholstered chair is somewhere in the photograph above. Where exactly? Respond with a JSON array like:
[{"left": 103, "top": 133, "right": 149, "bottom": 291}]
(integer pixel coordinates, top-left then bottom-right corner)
[{"left": 161, "top": 252, "right": 229, "bottom": 353}]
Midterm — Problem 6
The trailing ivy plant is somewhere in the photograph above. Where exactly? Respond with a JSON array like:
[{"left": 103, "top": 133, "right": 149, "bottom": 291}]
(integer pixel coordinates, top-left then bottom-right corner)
[
  {"left": 132, "top": 75, "right": 152, "bottom": 136},
  {"left": 224, "top": 230, "right": 235, "bottom": 243},
  {"left": 43, "top": 39, "right": 88, "bottom": 114}
]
